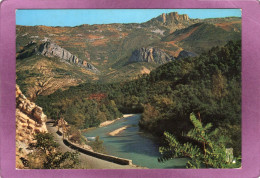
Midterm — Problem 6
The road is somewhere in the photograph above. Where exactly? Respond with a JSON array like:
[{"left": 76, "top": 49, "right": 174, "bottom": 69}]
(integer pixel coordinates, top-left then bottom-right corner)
[{"left": 46, "top": 121, "right": 140, "bottom": 169}]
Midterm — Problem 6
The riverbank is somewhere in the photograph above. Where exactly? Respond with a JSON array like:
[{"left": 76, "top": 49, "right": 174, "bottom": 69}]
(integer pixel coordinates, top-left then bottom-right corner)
[{"left": 99, "top": 118, "right": 121, "bottom": 127}]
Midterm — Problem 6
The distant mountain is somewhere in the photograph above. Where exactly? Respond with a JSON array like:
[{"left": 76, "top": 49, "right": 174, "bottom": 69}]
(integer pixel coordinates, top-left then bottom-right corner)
[{"left": 16, "top": 12, "right": 241, "bottom": 98}]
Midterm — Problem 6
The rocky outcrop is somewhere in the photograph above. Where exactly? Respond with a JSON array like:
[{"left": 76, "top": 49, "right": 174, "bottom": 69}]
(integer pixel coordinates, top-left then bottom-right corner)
[
  {"left": 146, "top": 12, "right": 193, "bottom": 33},
  {"left": 177, "top": 50, "right": 198, "bottom": 59},
  {"left": 16, "top": 85, "right": 48, "bottom": 168},
  {"left": 166, "top": 12, "right": 189, "bottom": 22},
  {"left": 162, "top": 13, "right": 166, "bottom": 23},
  {"left": 156, "top": 12, "right": 190, "bottom": 25},
  {"left": 129, "top": 47, "right": 174, "bottom": 64},
  {"left": 38, "top": 41, "right": 99, "bottom": 73}
]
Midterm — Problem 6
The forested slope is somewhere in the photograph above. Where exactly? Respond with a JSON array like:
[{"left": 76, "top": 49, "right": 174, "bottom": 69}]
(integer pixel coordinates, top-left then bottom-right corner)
[{"left": 36, "top": 40, "right": 241, "bottom": 156}]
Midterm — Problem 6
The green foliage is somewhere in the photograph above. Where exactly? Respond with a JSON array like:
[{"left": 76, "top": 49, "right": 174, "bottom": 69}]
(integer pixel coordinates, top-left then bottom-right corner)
[
  {"left": 16, "top": 42, "right": 38, "bottom": 60},
  {"left": 139, "top": 103, "right": 160, "bottom": 132},
  {"left": 36, "top": 90, "right": 123, "bottom": 129},
  {"left": 33, "top": 132, "right": 59, "bottom": 152},
  {"left": 28, "top": 132, "right": 79, "bottom": 169},
  {"left": 67, "top": 126, "right": 82, "bottom": 144},
  {"left": 88, "top": 136, "right": 106, "bottom": 153},
  {"left": 52, "top": 68, "right": 73, "bottom": 76},
  {"left": 158, "top": 113, "right": 240, "bottom": 168}
]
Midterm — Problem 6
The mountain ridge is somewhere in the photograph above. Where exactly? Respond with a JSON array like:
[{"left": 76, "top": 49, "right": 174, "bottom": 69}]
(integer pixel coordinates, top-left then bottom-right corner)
[{"left": 16, "top": 11, "right": 241, "bottom": 98}]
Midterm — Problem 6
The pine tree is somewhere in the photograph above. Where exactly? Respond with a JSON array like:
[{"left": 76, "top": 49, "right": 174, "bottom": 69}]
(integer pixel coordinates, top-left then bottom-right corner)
[{"left": 158, "top": 113, "right": 240, "bottom": 168}]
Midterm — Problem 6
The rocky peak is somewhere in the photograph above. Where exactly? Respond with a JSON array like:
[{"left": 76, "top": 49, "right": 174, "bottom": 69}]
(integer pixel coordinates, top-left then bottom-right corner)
[
  {"left": 38, "top": 41, "right": 99, "bottom": 73},
  {"left": 157, "top": 12, "right": 190, "bottom": 25},
  {"left": 129, "top": 47, "right": 174, "bottom": 64},
  {"left": 162, "top": 13, "right": 166, "bottom": 23}
]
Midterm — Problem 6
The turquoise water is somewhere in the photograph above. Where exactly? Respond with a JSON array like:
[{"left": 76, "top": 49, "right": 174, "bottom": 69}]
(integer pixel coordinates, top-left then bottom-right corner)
[{"left": 84, "top": 114, "right": 187, "bottom": 169}]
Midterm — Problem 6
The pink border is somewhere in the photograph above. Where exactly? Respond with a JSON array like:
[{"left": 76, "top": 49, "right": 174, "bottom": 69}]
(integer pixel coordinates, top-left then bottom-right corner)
[{"left": 1, "top": 0, "right": 260, "bottom": 177}]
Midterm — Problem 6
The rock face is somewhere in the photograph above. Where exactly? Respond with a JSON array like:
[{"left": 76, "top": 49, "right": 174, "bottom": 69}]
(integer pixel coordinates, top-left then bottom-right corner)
[
  {"left": 177, "top": 50, "right": 198, "bottom": 59},
  {"left": 148, "top": 12, "right": 193, "bottom": 33},
  {"left": 162, "top": 13, "right": 166, "bottom": 23},
  {"left": 38, "top": 41, "right": 99, "bottom": 73},
  {"left": 16, "top": 85, "right": 48, "bottom": 168},
  {"left": 157, "top": 12, "right": 189, "bottom": 25},
  {"left": 129, "top": 47, "right": 174, "bottom": 64},
  {"left": 167, "top": 12, "right": 189, "bottom": 22}
]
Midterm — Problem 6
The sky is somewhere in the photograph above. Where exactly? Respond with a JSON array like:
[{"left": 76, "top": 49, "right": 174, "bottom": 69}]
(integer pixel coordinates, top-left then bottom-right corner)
[{"left": 16, "top": 9, "right": 241, "bottom": 27}]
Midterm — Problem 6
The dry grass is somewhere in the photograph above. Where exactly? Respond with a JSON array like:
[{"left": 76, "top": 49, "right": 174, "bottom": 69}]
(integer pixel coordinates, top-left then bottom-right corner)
[
  {"left": 91, "top": 39, "right": 109, "bottom": 46},
  {"left": 173, "top": 26, "right": 199, "bottom": 42},
  {"left": 215, "top": 21, "right": 241, "bottom": 31}
]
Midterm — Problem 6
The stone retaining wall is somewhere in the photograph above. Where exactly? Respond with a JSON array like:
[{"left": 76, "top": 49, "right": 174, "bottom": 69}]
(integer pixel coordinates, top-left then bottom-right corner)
[{"left": 63, "top": 139, "right": 133, "bottom": 165}]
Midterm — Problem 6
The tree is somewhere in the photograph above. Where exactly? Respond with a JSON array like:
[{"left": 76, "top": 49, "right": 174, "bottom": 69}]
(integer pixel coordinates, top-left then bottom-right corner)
[
  {"left": 88, "top": 136, "right": 105, "bottom": 153},
  {"left": 139, "top": 103, "right": 160, "bottom": 131},
  {"left": 212, "top": 70, "right": 228, "bottom": 98},
  {"left": 158, "top": 113, "right": 240, "bottom": 168},
  {"left": 67, "top": 126, "right": 82, "bottom": 144},
  {"left": 28, "top": 133, "right": 79, "bottom": 169}
]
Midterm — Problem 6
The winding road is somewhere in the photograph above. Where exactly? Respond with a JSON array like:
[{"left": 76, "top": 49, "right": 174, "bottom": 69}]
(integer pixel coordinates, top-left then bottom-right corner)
[{"left": 46, "top": 121, "right": 141, "bottom": 169}]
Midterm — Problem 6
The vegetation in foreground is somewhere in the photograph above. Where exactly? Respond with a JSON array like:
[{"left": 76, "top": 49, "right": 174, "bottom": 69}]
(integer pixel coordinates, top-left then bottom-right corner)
[
  {"left": 159, "top": 113, "right": 241, "bottom": 168},
  {"left": 87, "top": 136, "right": 106, "bottom": 154},
  {"left": 25, "top": 133, "right": 80, "bottom": 169}
]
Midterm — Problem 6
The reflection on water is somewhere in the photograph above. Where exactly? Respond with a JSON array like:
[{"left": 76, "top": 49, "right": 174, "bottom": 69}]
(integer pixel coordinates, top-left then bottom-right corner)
[{"left": 84, "top": 114, "right": 187, "bottom": 168}]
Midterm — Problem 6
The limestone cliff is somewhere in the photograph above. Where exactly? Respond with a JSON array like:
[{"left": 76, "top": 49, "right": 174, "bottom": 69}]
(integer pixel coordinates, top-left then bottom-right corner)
[
  {"left": 16, "top": 85, "right": 48, "bottom": 168},
  {"left": 147, "top": 12, "right": 194, "bottom": 33},
  {"left": 164, "top": 12, "right": 189, "bottom": 23},
  {"left": 155, "top": 12, "right": 190, "bottom": 25},
  {"left": 38, "top": 41, "right": 99, "bottom": 73},
  {"left": 129, "top": 47, "right": 174, "bottom": 64}
]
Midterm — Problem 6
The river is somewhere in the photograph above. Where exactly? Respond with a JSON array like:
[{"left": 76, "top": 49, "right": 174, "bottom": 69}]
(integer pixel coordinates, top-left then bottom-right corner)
[{"left": 83, "top": 114, "right": 187, "bottom": 169}]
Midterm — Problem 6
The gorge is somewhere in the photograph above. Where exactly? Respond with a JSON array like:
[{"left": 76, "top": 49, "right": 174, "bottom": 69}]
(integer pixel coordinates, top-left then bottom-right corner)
[{"left": 16, "top": 10, "right": 242, "bottom": 169}]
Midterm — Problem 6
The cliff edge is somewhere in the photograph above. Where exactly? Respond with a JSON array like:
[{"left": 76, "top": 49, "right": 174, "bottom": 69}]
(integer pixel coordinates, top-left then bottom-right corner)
[{"left": 16, "top": 85, "right": 48, "bottom": 168}]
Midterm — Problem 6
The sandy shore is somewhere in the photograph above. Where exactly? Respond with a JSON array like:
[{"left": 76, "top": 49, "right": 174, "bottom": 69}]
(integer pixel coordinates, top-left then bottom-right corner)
[
  {"left": 108, "top": 126, "right": 129, "bottom": 136},
  {"left": 99, "top": 118, "right": 120, "bottom": 127},
  {"left": 99, "top": 114, "right": 136, "bottom": 127},
  {"left": 123, "top": 114, "right": 135, "bottom": 118}
]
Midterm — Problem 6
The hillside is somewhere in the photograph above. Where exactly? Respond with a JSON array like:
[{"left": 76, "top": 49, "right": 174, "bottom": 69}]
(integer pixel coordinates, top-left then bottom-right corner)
[
  {"left": 16, "top": 11, "right": 241, "bottom": 98},
  {"left": 161, "top": 23, "right": 241, "bottom": 53}
]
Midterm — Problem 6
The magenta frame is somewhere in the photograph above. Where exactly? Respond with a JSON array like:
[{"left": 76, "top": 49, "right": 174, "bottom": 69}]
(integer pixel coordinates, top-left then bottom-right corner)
[{"left": 1, "top": 0, "right": 260, "bottom": 177}]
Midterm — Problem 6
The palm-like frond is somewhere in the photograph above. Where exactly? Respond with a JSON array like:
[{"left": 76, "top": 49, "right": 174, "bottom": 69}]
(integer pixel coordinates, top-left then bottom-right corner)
[{"left": 158, "top": 112, "right": 237, "bottom": 168}]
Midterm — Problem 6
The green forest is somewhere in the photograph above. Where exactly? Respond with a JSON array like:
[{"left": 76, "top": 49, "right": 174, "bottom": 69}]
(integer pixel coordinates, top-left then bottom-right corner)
[{"left": 36, "top": 40, "right": 241, "bottom": 165}]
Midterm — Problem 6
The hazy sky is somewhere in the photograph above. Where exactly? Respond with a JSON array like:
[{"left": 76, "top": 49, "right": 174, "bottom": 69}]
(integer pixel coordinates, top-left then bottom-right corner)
[{"left": 16, "top": 9, "right": 241, "bottom": 27}]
